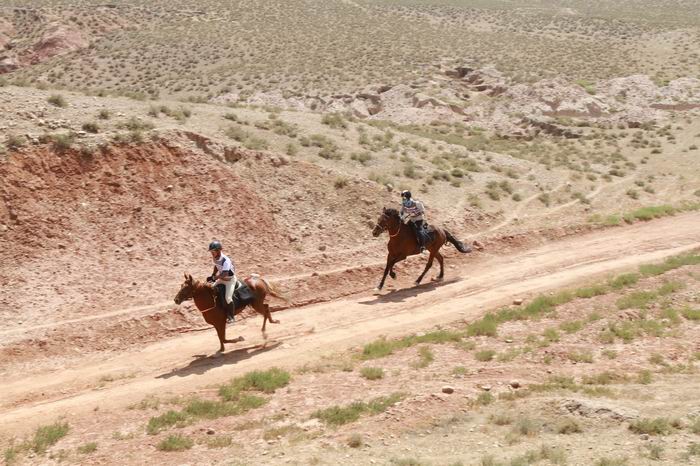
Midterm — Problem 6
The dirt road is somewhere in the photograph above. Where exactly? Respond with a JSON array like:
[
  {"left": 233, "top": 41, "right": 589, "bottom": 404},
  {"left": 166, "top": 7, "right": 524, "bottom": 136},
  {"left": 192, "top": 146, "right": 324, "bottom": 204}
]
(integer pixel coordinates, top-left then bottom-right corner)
[{"left": 3, "top": 212, "right": 700, "bottom": 437}]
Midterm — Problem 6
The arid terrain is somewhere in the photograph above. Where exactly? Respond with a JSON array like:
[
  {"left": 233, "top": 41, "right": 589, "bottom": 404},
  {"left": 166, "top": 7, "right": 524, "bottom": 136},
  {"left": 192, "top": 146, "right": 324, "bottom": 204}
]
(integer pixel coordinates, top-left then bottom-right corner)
[{"left": 1, "top": 0, "right": 700, "bottom": 465}]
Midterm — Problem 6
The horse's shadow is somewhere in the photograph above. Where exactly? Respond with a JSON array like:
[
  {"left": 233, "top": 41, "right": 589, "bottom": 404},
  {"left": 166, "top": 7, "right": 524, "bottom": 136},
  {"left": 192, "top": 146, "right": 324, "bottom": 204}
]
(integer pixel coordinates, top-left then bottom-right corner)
[
  {"left": 360, "top": 277, "right": 459, "bottom": 305},
  {"left": 156, "top": 341, "right": 282, "bottom": 379}
]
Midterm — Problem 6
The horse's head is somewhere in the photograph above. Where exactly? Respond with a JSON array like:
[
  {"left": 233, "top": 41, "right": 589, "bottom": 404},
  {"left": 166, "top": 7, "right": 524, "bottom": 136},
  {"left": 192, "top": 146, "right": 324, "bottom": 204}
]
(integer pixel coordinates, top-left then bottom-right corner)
[
  {"left": 372, "top": 207, "right": 399, "bottom": 237},
  {"left": 174, "top": 273, "right": 195, "bottom": 304}
]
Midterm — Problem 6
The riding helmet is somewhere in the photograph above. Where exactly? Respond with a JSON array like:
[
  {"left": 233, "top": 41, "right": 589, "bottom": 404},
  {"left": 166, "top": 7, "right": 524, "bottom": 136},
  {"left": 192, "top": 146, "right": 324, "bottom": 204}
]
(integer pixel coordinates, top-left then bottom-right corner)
[{"left": 208, "top": 240, "right": 222, "bottom": 251}]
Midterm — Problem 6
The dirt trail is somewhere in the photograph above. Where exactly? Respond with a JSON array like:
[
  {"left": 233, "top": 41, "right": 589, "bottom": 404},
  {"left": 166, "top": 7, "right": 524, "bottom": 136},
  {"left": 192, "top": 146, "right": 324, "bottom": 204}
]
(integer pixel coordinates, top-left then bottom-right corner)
[{"left": 3, "top": 213, "right": 700, "bottom": 436}]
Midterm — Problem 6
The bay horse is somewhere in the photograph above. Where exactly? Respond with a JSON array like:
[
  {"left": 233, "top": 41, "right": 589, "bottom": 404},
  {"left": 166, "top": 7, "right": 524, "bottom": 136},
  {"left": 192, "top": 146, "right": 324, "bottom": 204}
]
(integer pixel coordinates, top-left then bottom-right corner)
[
  {"left": 372, "top": 208, "right": 481, "bottom": 290},
  {"left": 174, "top": 273, "right": 288, "bottom": 354}
]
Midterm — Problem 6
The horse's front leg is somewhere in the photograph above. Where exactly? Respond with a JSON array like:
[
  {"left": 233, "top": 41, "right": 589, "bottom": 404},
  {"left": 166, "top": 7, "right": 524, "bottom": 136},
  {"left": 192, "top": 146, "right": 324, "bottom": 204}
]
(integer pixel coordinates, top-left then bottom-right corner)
[
  {"left": 377, "top": 256, "right": 397, "bottom": 290},
  {"left": 415, "top": 251, "right": 435, "bottom": 285}
]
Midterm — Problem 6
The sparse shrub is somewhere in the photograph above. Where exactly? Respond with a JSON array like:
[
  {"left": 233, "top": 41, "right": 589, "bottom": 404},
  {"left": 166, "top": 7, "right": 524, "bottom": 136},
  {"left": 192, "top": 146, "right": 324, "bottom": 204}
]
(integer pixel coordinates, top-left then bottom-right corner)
[
  {"left": 347, "top": 434, "right": 363, "bottom": 448},
  {"left": 334, "top": 177, "right": 349, "bottom": 189},
  {"left": 475, "top": 392, "right": 493, "bottom": 406},
  {"left": 321, "top": 113, "right": 348, "bottom": 129},
  {"left": 286, "top": 142, "right": 299, "bottom": 156},
  {"left": 637, "top": 370, "right": 652, "bottom": 384},
  {"left": 48, "top": 94, "right": 67, "bottom": 108},
  {"left": 629, "top": 418, "right": 673, "bottom": 436},
  {"left": 360, "top": 367, "right": 384, "bottom": 380},
  {"left": 350, "top": 151, "right": 373, "bottom": 165},
  {"left": 6, "top": 134, "right": 26, "bottom": 150},
  {"left": 475, "top": 349, "right": 496, "bottom": 362},
  {"left": 32, "top": 421, "right": 70, "bottom": 454},
  {"left": 157, "top": 434, "right": 194, "bottom": 451},
  {"left": 82, "top": 122, "right": 100, "bottom": 133},
  {"left": 97, "top": 109, "right": 111, "bottom": 120},
  {"left": 557, "top": 418, "right": 582, "bottom": 434},
  {"left": 77, "top": 442, "right": 97, "bottom": 454},
  {"left": 51, "top": 133, "right": 76, "bottom": 152}
]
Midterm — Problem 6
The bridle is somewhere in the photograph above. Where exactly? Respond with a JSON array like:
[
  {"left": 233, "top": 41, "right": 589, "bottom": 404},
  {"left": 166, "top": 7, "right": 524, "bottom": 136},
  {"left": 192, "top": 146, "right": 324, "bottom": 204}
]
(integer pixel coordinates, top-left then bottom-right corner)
[{"left": 377, "top": 214, "right": 401, "bottom": 238}]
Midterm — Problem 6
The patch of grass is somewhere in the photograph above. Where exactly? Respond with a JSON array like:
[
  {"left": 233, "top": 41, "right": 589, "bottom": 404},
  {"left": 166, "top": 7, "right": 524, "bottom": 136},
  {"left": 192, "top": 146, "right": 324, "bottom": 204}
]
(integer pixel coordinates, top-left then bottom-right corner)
[
  {"left": 639, "top": 253, "right": 700, "bottom": 276},
  {"left": 219, "top": 368, "right": 291, "bottom": 401},
  {"left": 623, "top": 205, "right": 675, "bottom": 223},
  {"left": 616, "top": 291, "right": 657, "bottom": 310},
  {"left": 360, "top": 330, "right": 464, "bottom": 360},
  {"left": 629, "top": 418, "right": 673, "bottom": 436},
  {"left": 467, "top": 314, "right": 499, "bottom": 337},
  {"left": 609, "top": 273, "right": 640, "bottom": 289},
  {"left": 32, "top": 421, "right": 70, "bottom": 454},
  {"left": 312, "top": 393, "right": 404, "bottom": 426},
  {"left": 475, "top": 349, "right": 496, "bottom": 362},
  {"left": 360, "top": 367, "right": 384, "bottom": 380},
  {"left": 542, "top": 328, "right": 560, "bottom": 343},
  {"left": 4, "top": 445, "right": 20, "bottom": 465},
  {"left": 681, "top": 307, "right": 700, "bottom": 320},
  {"left": 575, "top": 284, "right": 609, "bottom": 298},
  {"left": 147, "top": 410, "right": 188, "bottom": 435},
  {"left": 412, "top": 346, "right": 434, "bottom": 368},
  {"left": 602, "top": 350, "right": 618, "bottom": 359},
  {"left": 658, "top": 281, "right": 684, "bottom": 295},
  {"left": 475, "top": 392, "right": 494, "bottom": 406},
  {"left": 77, "top": 442, "right": 97, "bottom": 454},
  {"left": 157, "top": 434, "right": 194, "bottom": 452},
  {"left": 452, "top": 366, "right": 468, "bottom": 376}
]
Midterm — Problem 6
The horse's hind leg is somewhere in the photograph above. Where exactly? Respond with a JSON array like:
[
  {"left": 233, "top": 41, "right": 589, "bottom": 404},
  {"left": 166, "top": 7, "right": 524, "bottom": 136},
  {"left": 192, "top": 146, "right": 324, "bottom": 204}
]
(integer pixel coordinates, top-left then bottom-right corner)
[
  {"left": 435, "top": 251, "right": 445, "bottom": 280},
  {"left": 416, "top": 251, "right": 435, "bottom": 285}
]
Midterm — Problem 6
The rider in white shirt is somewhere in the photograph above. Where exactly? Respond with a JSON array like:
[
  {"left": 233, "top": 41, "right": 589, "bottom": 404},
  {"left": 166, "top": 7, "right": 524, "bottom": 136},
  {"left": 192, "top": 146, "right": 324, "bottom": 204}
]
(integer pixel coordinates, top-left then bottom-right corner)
[{"left": 207, "top": 240, "right": 237, "bottom": 321}]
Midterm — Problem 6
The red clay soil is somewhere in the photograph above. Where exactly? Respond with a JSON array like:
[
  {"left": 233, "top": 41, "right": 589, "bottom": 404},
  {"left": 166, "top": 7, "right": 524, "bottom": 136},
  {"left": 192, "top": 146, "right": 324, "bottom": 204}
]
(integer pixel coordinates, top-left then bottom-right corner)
[{"left": 0, "top": 140, "right": 396, "bottom": 332}]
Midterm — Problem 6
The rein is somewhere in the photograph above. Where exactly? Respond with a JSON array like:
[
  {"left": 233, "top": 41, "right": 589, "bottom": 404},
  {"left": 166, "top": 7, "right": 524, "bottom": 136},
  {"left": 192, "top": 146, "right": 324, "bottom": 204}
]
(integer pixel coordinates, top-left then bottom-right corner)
[
  {"left": 387, "top": 222, "right": 401, "bottom": 238},
  {"left": 199, "top": 304, "right": 217, "bottom": 314}
]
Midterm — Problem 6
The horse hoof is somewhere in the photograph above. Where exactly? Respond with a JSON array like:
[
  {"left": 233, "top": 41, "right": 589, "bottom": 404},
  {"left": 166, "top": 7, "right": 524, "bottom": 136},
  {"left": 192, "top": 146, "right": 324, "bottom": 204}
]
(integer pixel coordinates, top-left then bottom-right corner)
[
  {"left": 272, "top": 319, "right": 280, "bottom": 324},
  {"left": 212, "top": 351, "right": 223, "bottom": 358}
]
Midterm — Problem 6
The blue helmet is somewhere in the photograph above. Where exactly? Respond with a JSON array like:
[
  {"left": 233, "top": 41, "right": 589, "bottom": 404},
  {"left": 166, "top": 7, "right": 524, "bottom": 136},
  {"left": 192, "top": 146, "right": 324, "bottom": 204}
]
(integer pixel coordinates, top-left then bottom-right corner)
[{"left": 208, "top": 240, "right": 222, "bottom": 251}]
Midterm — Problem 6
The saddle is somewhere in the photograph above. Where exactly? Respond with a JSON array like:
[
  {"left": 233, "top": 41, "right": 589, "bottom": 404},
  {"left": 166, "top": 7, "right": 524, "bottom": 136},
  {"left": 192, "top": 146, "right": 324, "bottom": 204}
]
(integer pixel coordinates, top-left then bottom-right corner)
[{"left": 214, "top": 280, "right": 255, "bottom": 319}]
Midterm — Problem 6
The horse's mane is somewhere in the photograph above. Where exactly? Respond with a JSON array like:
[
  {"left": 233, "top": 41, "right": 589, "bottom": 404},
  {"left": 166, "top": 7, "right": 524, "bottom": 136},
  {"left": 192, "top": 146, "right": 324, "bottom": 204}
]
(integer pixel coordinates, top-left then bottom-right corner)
[
  {"left": 383, "top": 208, "right": 400, "bottom": 218},
  {"left": 192, "top": 280, "right": 217, "bottom": 300}
]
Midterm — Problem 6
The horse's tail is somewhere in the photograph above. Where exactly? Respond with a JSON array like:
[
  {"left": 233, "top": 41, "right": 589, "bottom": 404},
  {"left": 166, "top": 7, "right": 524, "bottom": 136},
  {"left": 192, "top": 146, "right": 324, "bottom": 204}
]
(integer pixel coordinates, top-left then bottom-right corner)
[
  {"left": 444, "top": 229, "right": 472, "bottom": 253},
  {"left": 259, "top": 276, "right": 291, "bottom": 304}
]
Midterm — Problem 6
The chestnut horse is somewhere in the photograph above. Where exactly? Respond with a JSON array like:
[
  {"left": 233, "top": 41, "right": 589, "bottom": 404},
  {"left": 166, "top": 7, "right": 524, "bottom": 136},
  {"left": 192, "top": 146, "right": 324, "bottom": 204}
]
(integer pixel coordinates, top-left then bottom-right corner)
[
  {"left": 372, "top": 208, "right": 481, "bottom": 290},
  {"left": 174, "top": 273, "right": 287, "bottom": 354}
]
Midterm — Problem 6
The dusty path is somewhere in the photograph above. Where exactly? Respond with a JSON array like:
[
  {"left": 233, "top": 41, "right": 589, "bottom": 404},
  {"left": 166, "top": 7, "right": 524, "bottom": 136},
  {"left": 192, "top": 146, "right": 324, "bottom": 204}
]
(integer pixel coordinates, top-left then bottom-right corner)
[{"left": 3, "top": 212, "right": 700, "bottom": 437}]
